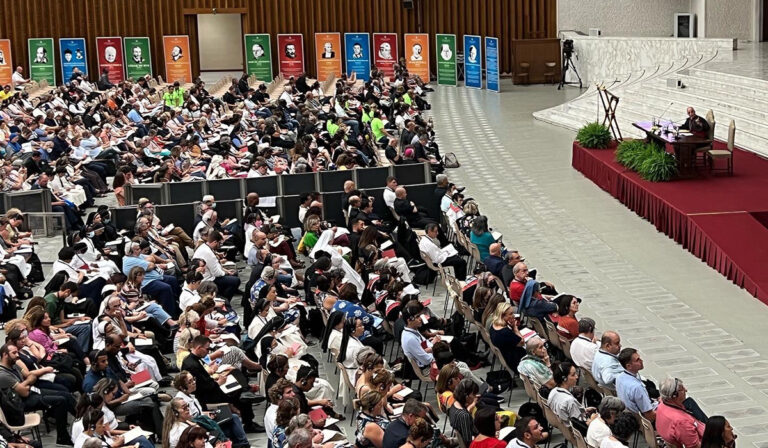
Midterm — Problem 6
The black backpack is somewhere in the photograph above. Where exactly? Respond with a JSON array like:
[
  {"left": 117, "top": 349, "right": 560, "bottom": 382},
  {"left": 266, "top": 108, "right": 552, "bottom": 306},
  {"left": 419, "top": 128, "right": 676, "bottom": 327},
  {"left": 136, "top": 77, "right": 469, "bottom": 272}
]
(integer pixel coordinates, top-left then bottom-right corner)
[{"left": 0, "top": 388, "right": 24, "bottom": 426}]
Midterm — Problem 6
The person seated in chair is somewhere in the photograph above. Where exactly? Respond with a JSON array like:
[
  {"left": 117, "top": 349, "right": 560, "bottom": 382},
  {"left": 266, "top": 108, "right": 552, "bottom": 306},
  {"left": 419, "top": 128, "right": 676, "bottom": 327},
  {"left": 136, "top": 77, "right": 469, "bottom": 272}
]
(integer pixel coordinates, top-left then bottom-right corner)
[
  {"left": 417, "top": 223, "right": 466, "bottom": 280},
  {"left": 681, "top": 107, "right": 710, "bottom": 138}
]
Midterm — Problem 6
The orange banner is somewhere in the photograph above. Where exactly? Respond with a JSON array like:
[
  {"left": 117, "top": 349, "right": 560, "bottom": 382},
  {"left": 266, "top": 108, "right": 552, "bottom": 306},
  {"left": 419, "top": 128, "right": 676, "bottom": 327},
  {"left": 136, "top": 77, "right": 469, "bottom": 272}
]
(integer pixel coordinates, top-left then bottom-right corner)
[
  {"left": 0, "top": 40, "right": 12, "bottom": 87},
  {"left": 404, "top": 34, "right": 430, "bottom": 82},
  {"left": 162, "top": 35, "right": 192, "bottom": 84},
  {"left": 315, "top": 32, "right": 342, "bottom": 80}
]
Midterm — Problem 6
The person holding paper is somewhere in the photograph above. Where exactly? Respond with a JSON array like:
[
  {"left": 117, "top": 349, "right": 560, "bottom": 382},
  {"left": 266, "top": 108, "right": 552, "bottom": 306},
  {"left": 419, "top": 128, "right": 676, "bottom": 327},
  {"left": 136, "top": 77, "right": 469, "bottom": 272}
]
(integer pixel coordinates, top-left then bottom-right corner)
[
  {"left": 163, "top": 398, "right": 220, "bottom": 448},
  {"left": 43, "top": 280, "right": 93, "bottom": 351},
  {"left": 418, "top": 223, "right": 467, "bottom": 280},
  {"left": 192, "top": 231, "right": 241, "bottom": 301},
  {"left": 25, "top": 306, "right": 90, "bottom": 376}
]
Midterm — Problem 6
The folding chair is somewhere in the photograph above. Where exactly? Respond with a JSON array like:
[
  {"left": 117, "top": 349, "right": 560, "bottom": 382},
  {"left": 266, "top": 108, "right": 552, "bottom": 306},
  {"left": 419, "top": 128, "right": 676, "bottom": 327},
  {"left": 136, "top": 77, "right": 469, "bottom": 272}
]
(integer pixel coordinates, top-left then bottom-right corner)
[{"left": 407, "top": 357, "right": 435, "bottom": 397}]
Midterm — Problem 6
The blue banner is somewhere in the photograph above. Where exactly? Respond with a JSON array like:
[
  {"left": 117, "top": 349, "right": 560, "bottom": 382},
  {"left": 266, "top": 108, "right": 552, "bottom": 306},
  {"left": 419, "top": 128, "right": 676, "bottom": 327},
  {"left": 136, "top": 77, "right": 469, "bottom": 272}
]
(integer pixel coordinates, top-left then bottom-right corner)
[
  {"left": 463, "top": 35, "right": 482, "bottom": 89},
  {"left": 344, "top": 33, "right": 371, "bottom": 81},
  {"left": 485, "top": 37, "right": 500, "bottom": 92},
  {"left": 59, "top": 38, "right": 88, "bottom": 82}
]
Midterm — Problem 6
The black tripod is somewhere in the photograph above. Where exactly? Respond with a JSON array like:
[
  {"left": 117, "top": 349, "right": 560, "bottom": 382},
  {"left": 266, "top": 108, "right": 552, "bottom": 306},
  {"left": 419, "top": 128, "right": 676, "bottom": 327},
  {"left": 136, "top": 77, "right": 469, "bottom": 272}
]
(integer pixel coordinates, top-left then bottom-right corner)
[{"left": 558, "top": 52, "right": 583, "bottom": 90}]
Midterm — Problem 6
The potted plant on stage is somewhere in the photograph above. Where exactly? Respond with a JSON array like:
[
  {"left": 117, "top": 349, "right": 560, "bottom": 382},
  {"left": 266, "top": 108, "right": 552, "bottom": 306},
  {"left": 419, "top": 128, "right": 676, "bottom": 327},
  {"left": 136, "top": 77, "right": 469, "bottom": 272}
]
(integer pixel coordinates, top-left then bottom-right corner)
[{"left": 576, "top": 122, "right": 612, "bottom": 149}]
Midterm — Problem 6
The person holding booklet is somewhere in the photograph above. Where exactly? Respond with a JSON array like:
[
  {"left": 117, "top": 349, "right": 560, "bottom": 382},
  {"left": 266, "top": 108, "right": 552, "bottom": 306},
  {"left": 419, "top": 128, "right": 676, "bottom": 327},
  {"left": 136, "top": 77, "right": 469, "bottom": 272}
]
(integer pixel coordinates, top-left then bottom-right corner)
[{"left": 418, "top": 223, "right": 467, "bottom": 280}]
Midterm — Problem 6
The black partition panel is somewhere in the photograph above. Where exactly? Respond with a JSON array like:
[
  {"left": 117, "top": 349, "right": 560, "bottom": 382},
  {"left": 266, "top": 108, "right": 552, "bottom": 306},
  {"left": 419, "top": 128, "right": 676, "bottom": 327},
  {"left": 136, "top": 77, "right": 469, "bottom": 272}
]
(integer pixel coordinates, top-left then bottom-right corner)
[
  {"left": 245, "top": 176, "right": 279, "bottom": 197},
  {"left": 393, "top": 163, "right": 428, "bottom": 186},
  {"left": 112, "top": 207, "right": 138, "bottom": 235},
  {"left": 367, "top": 188, "right": 389, "bottom": 222},
  {"left": 319, "top": 170, "right": 353, "bottom": 193},
  {"left": 214, "top": 199, "right": 243, "bottom": 225},
  {"left": 404, "top": 183, "right": 440, "bottom": 220},
  {"left": 167, "top": 181, "right": 205, "bottom": 205},
  {"left": 155, "top": 203, "right": 197, "bottom": 238},
  {"left": 280, "top": 196, "right": 303, "bottom": 229},
  {"left": 0, "top": 192, "right": 5, "bottom": 214},
  {"left": 281, "top": 172, "right": 317, "bottom": 196},
  {"left": 357, "top": 166, "right": 391, "bottom": 189},
  {"left": 207, "top": 178, "right": 242, "bottom": 201},
  {"left": 5, "top": 190, "right": 49, "bottom": 213},
  {"left": 128, "top": 184, "right": 164, "bottom": 206},
  {"left": 321, "top": 192, "right": 345, "bottom": 227}
]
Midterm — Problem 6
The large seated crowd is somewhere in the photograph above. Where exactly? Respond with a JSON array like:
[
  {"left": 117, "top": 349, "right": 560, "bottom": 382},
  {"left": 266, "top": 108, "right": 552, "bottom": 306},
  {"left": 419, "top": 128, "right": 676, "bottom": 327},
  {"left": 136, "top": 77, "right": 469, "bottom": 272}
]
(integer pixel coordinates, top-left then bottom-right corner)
[{"left": 0, "top": 56, "right": 736, "bottom": 448}]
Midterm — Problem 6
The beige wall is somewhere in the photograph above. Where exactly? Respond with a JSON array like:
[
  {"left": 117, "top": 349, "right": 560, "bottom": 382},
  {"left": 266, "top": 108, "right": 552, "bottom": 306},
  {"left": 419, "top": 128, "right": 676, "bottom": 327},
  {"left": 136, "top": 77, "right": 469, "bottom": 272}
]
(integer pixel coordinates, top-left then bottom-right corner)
[
  {"left": 705, "top": 0, "right": 754, "bottom": 40},
  {"left": 557, "top": 0, "right": 689, "bottom": 37},
  {"left": 197, "top": 14, "right": 243, "bottom": 71}
]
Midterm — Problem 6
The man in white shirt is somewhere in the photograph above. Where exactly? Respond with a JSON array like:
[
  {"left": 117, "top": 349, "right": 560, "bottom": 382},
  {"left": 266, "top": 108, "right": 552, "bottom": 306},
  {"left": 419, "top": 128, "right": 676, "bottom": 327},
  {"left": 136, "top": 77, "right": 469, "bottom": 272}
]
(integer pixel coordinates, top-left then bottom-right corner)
[
  {"left": 191, "top": 231, "right": 241, "bottom": 300},
  {"left": 179, "top": 271, "right": 204, "bottom": 310},
  {"left": 383, "top": 176, "right": 398, "bottom": 209},
  {"left": 266, "top": 379, "right": 298, "bottom": 438},
  {"left": 570, "top": 318, "right": 599, "bottom": 370},
  {"left": 12, "top": 67, "right": 29, "bottom": 90},
  {"left": 417, "top": 223, "right": 467, "bottom": 280},
  {"left": 509, "top": 416, "right": 548, "bottom": 448}
]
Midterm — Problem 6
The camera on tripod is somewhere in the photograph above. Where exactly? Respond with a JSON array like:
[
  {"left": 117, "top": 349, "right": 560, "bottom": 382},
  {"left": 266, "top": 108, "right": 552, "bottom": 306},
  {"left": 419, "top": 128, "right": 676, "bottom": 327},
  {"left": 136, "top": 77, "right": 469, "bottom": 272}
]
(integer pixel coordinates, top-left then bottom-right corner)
[{"left": 562, "top": 39, "right": 574, "bottom": 58}]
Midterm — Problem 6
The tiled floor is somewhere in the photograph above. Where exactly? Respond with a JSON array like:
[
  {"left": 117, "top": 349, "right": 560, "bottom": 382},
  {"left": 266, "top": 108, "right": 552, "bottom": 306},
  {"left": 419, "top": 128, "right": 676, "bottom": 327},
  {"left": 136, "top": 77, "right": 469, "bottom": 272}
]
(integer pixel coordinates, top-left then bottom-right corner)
[{"left": 22, "top": 79, "right": 768, "bottom": 447}]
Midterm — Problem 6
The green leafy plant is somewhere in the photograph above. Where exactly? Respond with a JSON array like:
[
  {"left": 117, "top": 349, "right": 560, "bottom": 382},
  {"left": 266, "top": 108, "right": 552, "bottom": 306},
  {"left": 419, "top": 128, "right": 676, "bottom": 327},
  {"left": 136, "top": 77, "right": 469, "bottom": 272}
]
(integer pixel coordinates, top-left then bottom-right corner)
[
  {"left": 576, "top": 122, "right": 613, "bottom": 149},
  {"left": 627, "top": 143, "right": 657, "bottom": 172},
  {"left": 638, "top": 148, "right": 678, "bottom": 182},
  {"left": 615, "top": 139, "right": 645, "bottom": 166}
]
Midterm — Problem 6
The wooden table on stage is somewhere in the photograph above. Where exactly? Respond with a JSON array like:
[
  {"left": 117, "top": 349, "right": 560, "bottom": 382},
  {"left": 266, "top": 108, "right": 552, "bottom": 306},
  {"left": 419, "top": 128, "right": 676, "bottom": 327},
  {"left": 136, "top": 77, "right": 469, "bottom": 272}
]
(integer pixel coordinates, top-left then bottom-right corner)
[{"left": 633, "top": 120, "right": 711, "bottom": 178}]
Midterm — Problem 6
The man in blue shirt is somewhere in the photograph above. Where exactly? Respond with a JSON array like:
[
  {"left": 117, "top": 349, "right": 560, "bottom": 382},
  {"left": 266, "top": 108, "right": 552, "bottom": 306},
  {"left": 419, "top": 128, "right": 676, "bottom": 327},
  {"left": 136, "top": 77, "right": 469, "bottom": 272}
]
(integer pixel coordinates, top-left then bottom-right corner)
[
  {"left": 482, "top": 243, "right": 505, "bottom": 278},
  {"left": 126, "top": 103, "right": 149, "bottom": 137},
  {"left": 123, "top": 239, "right": 180, "bottom": 317},
  {"left": 616, "top": 348, "right": 657, "bottom": 421},
  {"left": 400, "top": 302, "right": 435, "bottom": 379},
  {"left": 592, "top": 330, "right": 623, "bottom": 388}
]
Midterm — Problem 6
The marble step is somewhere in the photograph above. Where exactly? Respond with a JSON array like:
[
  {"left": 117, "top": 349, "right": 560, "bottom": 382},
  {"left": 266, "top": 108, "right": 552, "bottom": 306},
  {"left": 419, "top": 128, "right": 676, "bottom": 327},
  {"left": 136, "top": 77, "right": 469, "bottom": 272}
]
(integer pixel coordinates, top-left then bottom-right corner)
[
  {"left": 661, "top": 74, "right": 768, "bottom": 105},
  {"left": 687, "top": 67, "right": 768, "bottom": 90}
]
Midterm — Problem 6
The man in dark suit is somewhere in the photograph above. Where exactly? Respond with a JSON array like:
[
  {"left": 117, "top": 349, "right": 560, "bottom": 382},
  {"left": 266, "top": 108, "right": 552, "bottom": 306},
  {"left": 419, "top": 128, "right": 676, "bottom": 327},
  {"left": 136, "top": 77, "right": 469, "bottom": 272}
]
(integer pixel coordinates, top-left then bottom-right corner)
[
  {"left": 181, "top": 335, "right": 264, "bottom": 433},
  {"left": 680, "top": 106, "right": 710, "bottom": 137},
  {"left": 393, "top": 186, "right": 435, "bottom": 229}
]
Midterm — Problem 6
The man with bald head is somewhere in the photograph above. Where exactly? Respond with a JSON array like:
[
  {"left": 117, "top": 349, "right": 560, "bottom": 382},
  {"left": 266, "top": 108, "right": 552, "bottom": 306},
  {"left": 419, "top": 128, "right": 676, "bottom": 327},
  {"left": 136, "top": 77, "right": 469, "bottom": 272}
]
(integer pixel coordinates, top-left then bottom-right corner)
[
  {"left": 592, "top": 330, "right": 623, "bottom": 389},
  {"left": 245, "top": 192, "right": 268, "bottom": 222},
  {"left": 509, "top": 261, "right": 558, "bottom": 318},
  {"left": 483, "top": 242, "right": 505, "bottom": 277},
  {"left": 681, "top": 106, "right": 710, "bottom": 137},
  {"left": 393, "top": 186, "right": 438, "bottom": 230}
]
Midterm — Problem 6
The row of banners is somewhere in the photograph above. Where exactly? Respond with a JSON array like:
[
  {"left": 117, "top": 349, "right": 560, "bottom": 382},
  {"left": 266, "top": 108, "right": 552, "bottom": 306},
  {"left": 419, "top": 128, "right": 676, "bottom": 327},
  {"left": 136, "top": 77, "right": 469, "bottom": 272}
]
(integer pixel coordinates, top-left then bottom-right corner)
[{"left": 0, "top": 33, "right": 499, "bottom": 92}]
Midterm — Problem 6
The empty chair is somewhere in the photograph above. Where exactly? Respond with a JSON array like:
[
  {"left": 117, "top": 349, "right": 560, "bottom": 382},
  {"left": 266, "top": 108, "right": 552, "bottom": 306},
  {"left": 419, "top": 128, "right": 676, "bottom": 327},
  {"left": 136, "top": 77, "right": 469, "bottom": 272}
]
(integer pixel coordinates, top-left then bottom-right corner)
[
  {"left": 708, "top": 119, "right": 735, "bottom": 176},
  {"left": 544, "top": 62, "right": 557, "bottom": 84},
  {"left": 515, "top": 62, "right": 530, "bottom": 84}
]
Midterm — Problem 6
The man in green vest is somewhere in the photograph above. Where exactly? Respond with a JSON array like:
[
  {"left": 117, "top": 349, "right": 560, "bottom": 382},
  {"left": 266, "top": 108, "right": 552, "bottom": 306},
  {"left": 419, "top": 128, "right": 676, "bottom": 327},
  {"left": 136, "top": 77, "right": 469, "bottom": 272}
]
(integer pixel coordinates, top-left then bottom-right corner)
[{"left": 163, "top": 81, "right": 185, "bottom": 108}]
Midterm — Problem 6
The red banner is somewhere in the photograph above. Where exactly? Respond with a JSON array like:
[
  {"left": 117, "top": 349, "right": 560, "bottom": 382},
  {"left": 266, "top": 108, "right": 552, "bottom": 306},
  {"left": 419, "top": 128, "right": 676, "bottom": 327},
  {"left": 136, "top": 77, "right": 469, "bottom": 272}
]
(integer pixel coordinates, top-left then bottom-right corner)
[
  {"left": 96, "top": 37, "right": 125, "bottom": 84},
  {"left": 276, "top": 34, "right": 305, "bottom": 79},
  {"left": 372, "top": 33, "right": 398, "bottom": 78}
]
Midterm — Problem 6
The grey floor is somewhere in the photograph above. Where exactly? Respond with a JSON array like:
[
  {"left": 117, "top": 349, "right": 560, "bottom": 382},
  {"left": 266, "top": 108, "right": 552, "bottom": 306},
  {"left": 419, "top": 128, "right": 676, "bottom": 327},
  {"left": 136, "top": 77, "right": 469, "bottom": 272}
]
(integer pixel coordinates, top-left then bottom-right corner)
[
  {"left": 25, "top": 80, "right": 768, "bottom": 447},
  {"left": 700, "top": 42, "right": 768, "bottom": 81}
]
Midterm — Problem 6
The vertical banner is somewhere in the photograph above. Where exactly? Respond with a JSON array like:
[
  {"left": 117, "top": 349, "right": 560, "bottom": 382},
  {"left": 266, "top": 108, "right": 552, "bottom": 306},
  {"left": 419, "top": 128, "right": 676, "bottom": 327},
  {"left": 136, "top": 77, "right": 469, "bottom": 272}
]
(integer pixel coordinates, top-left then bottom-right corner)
[
  {"left": 277, "top": 34, "right": 304, "bottom": 79},
  {"left": 96, "top": 36, "right": 125, "bottom": 85},
  {"left": 58, "top": 38, "right": 88, "bottom": 82},
  {"left": 0, "top": 40, "right": 13, "bottom": 87},
  {"left": 27, "top": 38, "right": 55, "bottom": 85},
  {"left": 463, "top": 35, "right": 482, "bottom": 89},
  {"left": 244, "top": 34, "right": 273, "bottom": 81},
  {"left": 372, "top": 33, "right": 398, "bottom": 78},
  {"left": 162, "top": 35, "right": 192, "bottom": 84},
  {"left": 315, "top": 32, "right": 342, "bottom": 80},
  {"left": 485, "top": 37, "right": 500, "bottom": 93},
  {"left": 435, "top": 34, "right": 457, "bottom": 86},
  {"left": 344, "top": 33, "right": 371, "bottom": 81},
  {"left": 123, "top": 37, "right": 153, "bottom": 80},
  {"left": 404, "top": 34, "right": 429, "bottom": 82}
]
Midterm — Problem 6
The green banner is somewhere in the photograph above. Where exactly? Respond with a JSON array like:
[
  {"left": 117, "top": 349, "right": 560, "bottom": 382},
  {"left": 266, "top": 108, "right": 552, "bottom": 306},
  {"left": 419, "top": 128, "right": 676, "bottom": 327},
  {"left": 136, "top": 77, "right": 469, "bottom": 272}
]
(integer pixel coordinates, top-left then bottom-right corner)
[
  {"left": 28, "top": 38, "right": 55, "bottom": 85},
  {"left": 435, "top": 34, "right": 456, "bottom": 86},
  {"left": 244, "top": 34, "right": 273, "bottom": 81},
  {"left": 123, "top": 37, "right": 152, "bottom": 79}
]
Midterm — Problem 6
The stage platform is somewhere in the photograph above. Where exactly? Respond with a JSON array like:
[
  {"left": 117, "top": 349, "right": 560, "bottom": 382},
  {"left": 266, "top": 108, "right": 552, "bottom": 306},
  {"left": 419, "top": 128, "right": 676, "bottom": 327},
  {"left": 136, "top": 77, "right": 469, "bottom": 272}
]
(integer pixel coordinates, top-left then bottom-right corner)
[{"left": 572, "top": 141, "right": 768, "bottom": 303}]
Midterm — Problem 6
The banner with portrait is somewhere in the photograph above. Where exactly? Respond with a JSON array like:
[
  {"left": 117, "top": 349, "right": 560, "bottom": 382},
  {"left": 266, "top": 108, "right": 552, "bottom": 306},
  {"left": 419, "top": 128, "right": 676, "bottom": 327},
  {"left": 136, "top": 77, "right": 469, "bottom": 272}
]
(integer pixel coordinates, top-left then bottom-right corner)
[
  {"left": 404, "top": 34, "right": 429, "bottom": 82},
  {"left": 277, "top": 34, "right": 305, "bottom": 79},
  {"left": 59, "top": 38, "right": 88, "bottom": 82},
  {"left": 435, "top": 34, "right": 456, "bottom": 86},
  {"left": 0, "top": 40, "right": 13, "bottom": 87},
  {"left": 123, "top": 37, "right": 153, "bottom": 80},
  {"left": 372, "top": 33, "right": 398, "bottom": 78},
  {"left": 485, "top": 37, "right": 500, "bottom": 93},
  {"left": 27, "top": 38, "right": 55, "bottom": 85},
  {"left": 96, "top": 36, "right": 125, "bottom": 85},
  {"left": 463, "top": 35, "right": 482, "bottom": 89},
  {"left": 344, "top": 33, "right": 371, "bottom": 81},
  {"left": 162, "top": 35, "right": 192, "bottom": 84},
  {"left": 244, "top": 34, "right": 273, "bottom": 81},
  {"left": 315, "top": 32, "right": 342, "bottom": 80}
]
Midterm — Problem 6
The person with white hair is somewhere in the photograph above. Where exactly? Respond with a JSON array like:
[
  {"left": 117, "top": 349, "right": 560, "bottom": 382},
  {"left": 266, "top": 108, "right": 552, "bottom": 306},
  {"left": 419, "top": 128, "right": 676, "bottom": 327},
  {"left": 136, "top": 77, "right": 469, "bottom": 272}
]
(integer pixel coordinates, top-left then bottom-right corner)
[
  {"left": 656, "top": 377, "right": 708, "bottom": 448},
  {"left": 193, "top": 209, "right": 217, "bottom": 242},
  {"left": 517, "top": 335, "right": 555, "bottom": 388},
  {"left": 287, "top": 427, "right": 313, "bottom": 448}
]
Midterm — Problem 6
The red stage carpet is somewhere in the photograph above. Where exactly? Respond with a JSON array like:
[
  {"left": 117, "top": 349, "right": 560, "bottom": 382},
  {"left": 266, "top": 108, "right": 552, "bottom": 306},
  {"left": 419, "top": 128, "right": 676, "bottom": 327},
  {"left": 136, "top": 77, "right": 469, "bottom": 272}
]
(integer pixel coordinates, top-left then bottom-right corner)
[{"left": 572, "top": 142, "right": 768, "bottom": 303}]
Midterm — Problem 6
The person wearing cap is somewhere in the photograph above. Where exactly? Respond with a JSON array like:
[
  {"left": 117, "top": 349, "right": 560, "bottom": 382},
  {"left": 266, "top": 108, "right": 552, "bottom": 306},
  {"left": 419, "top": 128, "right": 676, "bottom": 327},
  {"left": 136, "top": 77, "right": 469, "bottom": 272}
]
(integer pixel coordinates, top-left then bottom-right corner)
[{"left": 192, "top": 231, "right": 241, "bottom": 300}]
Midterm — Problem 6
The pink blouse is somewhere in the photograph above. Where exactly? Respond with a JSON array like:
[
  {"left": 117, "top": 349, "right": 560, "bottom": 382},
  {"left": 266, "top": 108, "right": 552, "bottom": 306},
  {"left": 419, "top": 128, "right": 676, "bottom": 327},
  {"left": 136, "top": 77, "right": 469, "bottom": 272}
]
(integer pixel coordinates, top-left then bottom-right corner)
[{"left": 28, "top": 328, "right": 58, "bottom": 356}]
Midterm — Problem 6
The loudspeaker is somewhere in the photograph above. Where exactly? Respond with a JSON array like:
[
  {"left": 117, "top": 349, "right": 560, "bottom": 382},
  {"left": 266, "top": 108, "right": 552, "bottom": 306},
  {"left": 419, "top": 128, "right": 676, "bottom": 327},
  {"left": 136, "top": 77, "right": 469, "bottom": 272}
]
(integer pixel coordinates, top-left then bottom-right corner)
[{"left": 403, "top": 0, "right": 415, "bottom": 9}]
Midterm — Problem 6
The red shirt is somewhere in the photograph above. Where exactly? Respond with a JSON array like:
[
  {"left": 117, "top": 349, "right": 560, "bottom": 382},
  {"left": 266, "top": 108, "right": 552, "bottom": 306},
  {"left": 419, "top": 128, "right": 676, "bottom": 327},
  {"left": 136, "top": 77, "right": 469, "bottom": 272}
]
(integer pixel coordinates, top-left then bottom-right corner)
[
  {"left": 557, "top": 315, "right": 579, "bottom": 340},
  {"left": 469, "top": 437, "right": 507, "bottom": 448},
  {"left": 508, "top": 280, "right": 525, "bottom": 303},
  {"left": 656, "top": 402, "right": 705, "bottom": 448}
]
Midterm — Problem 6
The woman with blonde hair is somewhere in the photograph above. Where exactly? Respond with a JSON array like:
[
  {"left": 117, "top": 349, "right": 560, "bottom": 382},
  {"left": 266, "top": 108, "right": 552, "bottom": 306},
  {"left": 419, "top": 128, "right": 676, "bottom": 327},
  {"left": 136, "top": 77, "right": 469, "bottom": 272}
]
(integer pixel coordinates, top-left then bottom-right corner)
[
  {"left": 489, "top": 302, "right": 526, "bottom": 373},
  {"left": 435, "top": 363, "right": 463, "bottom": 410},
  {"left": 356, "top": 390, "right": 390, "bottom": 448}
]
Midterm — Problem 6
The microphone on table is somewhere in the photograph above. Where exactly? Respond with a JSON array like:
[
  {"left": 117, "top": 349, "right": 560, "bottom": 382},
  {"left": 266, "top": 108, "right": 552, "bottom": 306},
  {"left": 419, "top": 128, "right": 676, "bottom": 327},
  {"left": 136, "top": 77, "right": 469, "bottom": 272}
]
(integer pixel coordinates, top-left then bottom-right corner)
[{"left": 658, "top": 101, "right": 675, "bottom": 123}]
